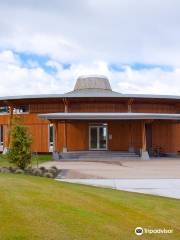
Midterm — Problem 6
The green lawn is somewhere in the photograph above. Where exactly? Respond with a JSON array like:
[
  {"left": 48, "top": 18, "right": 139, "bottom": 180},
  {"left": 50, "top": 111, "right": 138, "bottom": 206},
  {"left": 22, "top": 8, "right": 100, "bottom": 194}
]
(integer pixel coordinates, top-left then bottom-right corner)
[
  {"left": 0, "top": 174, "right": 179, "bottom": 240},
  {"left": 0, "top": 154, "right": 52, "bottom": 167}
]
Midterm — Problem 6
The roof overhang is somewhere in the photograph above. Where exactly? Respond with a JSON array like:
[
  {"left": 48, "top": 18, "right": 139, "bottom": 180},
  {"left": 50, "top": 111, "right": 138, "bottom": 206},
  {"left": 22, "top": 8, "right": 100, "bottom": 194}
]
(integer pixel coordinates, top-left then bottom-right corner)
[
  {"left": 1, "top": 91, "right": 180, "bottom": 101},
  {"left": 38, "top": 112, "right": 180, "bottom": 120}
]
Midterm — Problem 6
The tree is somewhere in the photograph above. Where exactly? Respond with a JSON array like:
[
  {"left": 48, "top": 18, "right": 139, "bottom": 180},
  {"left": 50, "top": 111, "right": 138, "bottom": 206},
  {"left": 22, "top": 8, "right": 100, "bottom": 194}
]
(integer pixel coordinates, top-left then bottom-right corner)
[{"left": 7, "top": 117, "right": 32, "bottom": 169}]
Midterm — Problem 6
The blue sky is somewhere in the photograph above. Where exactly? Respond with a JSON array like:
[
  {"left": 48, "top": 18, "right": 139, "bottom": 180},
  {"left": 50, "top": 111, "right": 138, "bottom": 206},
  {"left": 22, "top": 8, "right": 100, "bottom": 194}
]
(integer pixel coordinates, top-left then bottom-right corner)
[
  {"left": 18, "top": 52, "right": 174, "bottom": 73},
  {"left": 0, "top": 0, "right": 180, "bottom": 96}
]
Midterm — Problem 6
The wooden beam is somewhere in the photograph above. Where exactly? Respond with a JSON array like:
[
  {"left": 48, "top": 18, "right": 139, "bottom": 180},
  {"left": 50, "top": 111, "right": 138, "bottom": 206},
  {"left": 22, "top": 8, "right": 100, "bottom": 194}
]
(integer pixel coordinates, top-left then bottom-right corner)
[
  {"left": 141, "top": 121, "right": 147, "bottom": 151},
  {"left": 54, "top": 121, "right": 58, "bottom": 152},
  {"left": 127, "top": 99, "right": 134, "bottom": 112},
  {"left": 63, "top": 98, "right": 68, "bottom": 113}
]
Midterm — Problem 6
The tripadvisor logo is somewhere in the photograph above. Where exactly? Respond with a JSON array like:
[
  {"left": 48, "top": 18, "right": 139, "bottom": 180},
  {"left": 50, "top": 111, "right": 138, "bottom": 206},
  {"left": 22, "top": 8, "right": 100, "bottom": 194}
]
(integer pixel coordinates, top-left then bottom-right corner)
[
  {"left": 135, "top": 227, "right": 173, "bottom": 236},
  {"left": 135, "top": 227, "right": 143, "bottom": 236}
]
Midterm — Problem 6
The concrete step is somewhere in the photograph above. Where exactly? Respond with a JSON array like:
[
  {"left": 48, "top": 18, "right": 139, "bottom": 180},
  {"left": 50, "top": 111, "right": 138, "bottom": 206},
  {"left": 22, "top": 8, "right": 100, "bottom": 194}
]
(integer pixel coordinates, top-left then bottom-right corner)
[{"left": 58, "top": 151, "right": 139, "bottom": 160}]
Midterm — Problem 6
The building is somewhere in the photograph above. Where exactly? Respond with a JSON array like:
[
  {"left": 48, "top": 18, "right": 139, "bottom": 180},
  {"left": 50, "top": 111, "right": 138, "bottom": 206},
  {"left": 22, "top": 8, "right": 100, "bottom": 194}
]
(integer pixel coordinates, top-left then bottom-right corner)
[{"left": 1, "top": 75, "right": 180, "bottom": 159}]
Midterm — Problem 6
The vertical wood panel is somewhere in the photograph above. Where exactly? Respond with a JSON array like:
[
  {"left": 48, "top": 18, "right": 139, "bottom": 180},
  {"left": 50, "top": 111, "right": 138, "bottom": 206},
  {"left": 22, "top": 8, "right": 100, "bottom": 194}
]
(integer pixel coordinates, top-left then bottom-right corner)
[
  {"left": 108, "top": 121, "right": 129, "bottom": 151},
  {"left": 66, "top": 121, "right": 88, "bottom": 151}
]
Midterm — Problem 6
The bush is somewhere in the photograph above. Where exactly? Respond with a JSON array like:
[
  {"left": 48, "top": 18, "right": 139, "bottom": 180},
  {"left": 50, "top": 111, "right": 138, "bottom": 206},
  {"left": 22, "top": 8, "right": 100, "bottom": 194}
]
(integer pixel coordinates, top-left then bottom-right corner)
[
  {"left": 0, "top": 167, "right": 10, "bottom": 173},
  {"left": 7, "top": 117, "right": 32, "bottom": 170},
  {"left": 39, "top": 166, "right": 46, "bottom": 172},
  {"left": 32, "top": 168, "right": 43, "bottom": 176},
  {"left": 24, "top": 166, "right": 33, "bottom": 175},
  {"left": 48, "top": 168, "right": 57, "bottom": 176},
  {"left": 51, "top": 166, "right": 58, "bottom": 171},
  {"left": 25, "top": 166, "right": 33, "bottom": 174},
  {"left": 15, "top": 169, "right": 24, "bottom": 174},
  {"left": 8, "top": 166, "right": 18, "bottom": 173},
  {"left": 43, "top": 172, "right": 54, "bottom": 178}
]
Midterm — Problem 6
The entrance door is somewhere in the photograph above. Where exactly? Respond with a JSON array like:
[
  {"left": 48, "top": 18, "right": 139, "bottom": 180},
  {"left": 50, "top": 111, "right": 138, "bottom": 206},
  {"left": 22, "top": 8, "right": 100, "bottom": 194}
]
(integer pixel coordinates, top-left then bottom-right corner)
[{"left": 89, "top": 125, "right": 107, "bottom": 150}]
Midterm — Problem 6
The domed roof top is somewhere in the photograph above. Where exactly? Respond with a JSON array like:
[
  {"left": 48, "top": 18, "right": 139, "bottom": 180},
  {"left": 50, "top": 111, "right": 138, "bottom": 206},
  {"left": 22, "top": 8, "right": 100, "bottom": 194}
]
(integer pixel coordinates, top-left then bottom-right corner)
[{"left": 74, "top": 75, "right": 112, "bottom": 91}]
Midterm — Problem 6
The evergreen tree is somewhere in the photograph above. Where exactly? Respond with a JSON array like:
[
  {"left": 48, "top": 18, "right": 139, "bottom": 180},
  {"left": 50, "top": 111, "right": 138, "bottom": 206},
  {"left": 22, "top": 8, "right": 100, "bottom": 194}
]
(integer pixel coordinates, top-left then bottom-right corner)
[{"left": 7, "top": 117, "right": 32, "bottom": 169}]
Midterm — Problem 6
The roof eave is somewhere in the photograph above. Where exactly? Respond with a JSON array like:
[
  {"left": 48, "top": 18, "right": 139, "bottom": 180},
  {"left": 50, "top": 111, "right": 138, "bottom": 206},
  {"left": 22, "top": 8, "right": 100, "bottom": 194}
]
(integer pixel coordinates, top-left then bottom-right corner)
[{"left": 38, "top": 112, "right": 180, "bottom": 120}]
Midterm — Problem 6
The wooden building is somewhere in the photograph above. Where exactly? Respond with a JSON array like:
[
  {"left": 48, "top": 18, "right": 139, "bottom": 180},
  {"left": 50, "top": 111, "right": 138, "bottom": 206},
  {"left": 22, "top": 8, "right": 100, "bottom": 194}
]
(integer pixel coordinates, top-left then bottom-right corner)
[{"left": 1, "top": 75, "right": 180, "bottom": 159}]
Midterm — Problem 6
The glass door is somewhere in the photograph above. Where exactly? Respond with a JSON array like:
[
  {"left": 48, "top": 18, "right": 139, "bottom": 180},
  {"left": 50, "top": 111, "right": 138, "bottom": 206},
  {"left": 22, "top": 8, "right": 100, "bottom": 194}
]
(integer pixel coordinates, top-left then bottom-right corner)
[
  {"left": 99, "top": 126, "right": 107, "bottom": 149},
  {"left": 90, "top": 127, "right": 98, "bottom": 150},
  {"left": 89, "top": 125, "right": 107, "bottom": 150}
]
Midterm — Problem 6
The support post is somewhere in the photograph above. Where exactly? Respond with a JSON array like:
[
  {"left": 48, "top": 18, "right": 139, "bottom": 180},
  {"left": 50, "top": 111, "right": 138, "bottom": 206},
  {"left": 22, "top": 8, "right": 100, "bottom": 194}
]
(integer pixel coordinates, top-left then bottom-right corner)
[
  {"left": 3, "top": 105, "right": 13, "bottom": 154},
  {"left": 7, "top": 105, "right": 13, "bottom": 148},
  {"left": 52, "top": 121, "right": 60, "bottom": 160},
  {"left": 62, "top": 98, "right": 68, "bottom": 152},
  {"left": 128, "top": 121, "right": 134, "bottom": 152},
  {"left": 63, "top": 120, "right": 67, "bottom": 152},
  {"left": 141, "top": 121, "right": 149, "bottom": 160}
]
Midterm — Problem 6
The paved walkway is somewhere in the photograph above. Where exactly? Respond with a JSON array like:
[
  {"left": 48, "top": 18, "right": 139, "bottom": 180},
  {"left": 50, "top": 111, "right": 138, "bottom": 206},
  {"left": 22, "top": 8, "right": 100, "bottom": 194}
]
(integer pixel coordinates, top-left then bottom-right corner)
[
  {"left": 41, "top": 159, "right": 180, "bottom": 179},
  {"left": 57, "top": 179, "right": 180, "bottom": 199},
  {"left": 41, "top": 159, "right": 180, "bottom": 198}
]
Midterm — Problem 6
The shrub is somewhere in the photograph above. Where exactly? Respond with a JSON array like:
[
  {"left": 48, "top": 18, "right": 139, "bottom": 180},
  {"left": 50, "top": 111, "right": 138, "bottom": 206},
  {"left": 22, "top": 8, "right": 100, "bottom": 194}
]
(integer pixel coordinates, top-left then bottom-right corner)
[
  {"left": 15, "top": 169, "right": 24, "bottom": 174},
  {"left": 26, "top": 166, "right": 32, "bottom": 171},
  {"left": 8, "top": 166, "right": 18, "bottom": 173},
  {"left": 0, "top": 167, "right": 10, "bottom": 173},
  {"left": 51, "top": 166, "right": 58, "bottom": 171},
  {"left": 32, "top": 168, "right": 42, "bottom": 176},
  {"left": 48, "top": 168, "right": 57, "bottom": 176},
  {"left": 24, "top": 166, "right": 33, "bottom": 175},
  {"left": 7, "top": 117, "right": 32, "bottom": 170},
  {"left": 43, "top": 172, "right": 54, "bottom": 178},
  {"left": 39, "top": 166, "right": 46, "bottom": 172}
]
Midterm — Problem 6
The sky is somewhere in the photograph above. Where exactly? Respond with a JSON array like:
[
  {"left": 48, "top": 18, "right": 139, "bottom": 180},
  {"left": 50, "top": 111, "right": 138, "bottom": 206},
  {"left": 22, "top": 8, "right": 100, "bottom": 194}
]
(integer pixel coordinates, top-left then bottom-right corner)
[{"left": 0, "top": 0, "right": 180, "bottom": 96}]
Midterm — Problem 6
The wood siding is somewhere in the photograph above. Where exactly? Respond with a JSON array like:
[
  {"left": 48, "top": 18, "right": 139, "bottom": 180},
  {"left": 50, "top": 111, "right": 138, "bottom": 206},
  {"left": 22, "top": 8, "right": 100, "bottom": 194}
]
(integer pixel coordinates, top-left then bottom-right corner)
[
  {"left": 30, "top": 103, "right": 64, "bottom": 113},
  {"left": 0, "top": 113, "right": 50, "bottom": 152},
  {"left": 132, "top": 103, "right": 176, "bottom": 113},
  {"left": 152, "top": 121, "right": 180, "bottom": 153},
  {"left": 68, "top": 102, "right": 127, "bottom": 112},
  {"left": 1, "top": 97, "right": 180, "bottom": 154},
  {"left": 56, "top": 120, "right": 142, "bottom": 152}
]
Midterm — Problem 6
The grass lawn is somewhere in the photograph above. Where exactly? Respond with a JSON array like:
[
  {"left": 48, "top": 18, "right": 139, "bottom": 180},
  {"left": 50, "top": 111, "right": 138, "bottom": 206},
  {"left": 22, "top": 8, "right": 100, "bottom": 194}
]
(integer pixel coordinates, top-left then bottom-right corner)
[
  {"left": 0, "top": 154, "right": 52, "bottom": 167},
  {"left": 0, "top": 174, "right": 179, "bottom": 240}
]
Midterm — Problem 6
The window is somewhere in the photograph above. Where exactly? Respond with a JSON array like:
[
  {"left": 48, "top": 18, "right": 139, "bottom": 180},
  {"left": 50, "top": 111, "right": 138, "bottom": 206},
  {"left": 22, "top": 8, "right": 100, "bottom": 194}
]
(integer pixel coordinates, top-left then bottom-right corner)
[
  {"left": 0, "top": 125, "right": 3, "bottom": 145},
  {"left": 13, "top": 105, "right": 29, "bottom": 114},
  {"left": 0, "top": 106, "right": 8, "bottom": 113},
  {"left": 48, "top": 124, "right": 54, "bottom": 152}
]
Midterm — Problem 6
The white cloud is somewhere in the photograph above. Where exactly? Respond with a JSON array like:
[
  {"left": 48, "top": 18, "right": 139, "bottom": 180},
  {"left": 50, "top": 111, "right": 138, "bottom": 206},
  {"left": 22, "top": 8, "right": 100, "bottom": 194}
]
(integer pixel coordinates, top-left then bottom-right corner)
[
  {"left": 0, "top": 0, "right": 180, "bottom": 65},
  {"left": 1, "top": 1, "right": 180, "bottom": 96},
  {"left": 0, "top": 50, "right": 180, "bottom": 96}
]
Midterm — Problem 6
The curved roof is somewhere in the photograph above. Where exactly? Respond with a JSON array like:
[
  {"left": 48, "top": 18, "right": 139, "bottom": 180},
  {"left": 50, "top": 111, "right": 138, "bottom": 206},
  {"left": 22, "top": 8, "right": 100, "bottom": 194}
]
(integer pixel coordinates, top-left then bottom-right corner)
[
  {"left": 1, "top": 92, "right": 180, "bottom": 101},
  {"left": 74, "top": 75, "right": 112, "bottom": 91}
]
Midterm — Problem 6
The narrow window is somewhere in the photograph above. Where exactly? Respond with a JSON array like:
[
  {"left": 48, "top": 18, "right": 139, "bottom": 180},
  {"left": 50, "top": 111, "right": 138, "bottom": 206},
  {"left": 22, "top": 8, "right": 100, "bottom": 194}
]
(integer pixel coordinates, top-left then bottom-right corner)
[
  {"left": 49, "top": 124, "right": 54, "bottom": 152},
  {"left": 0, "top": 125, "right": 3, "bottom": 145}
]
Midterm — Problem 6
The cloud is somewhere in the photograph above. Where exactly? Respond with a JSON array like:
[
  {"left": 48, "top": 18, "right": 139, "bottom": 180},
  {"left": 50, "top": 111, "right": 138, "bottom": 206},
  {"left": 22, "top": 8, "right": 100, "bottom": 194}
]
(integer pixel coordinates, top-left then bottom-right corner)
[
  {"left": 0, "top": 0, "right": 180, "bottom": 65},
  {"left": 1, "top": 1, "right": 180, "bottom": 96},
  {"left": 0, "top": 50, "right": 180, "bottom": 97}
]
